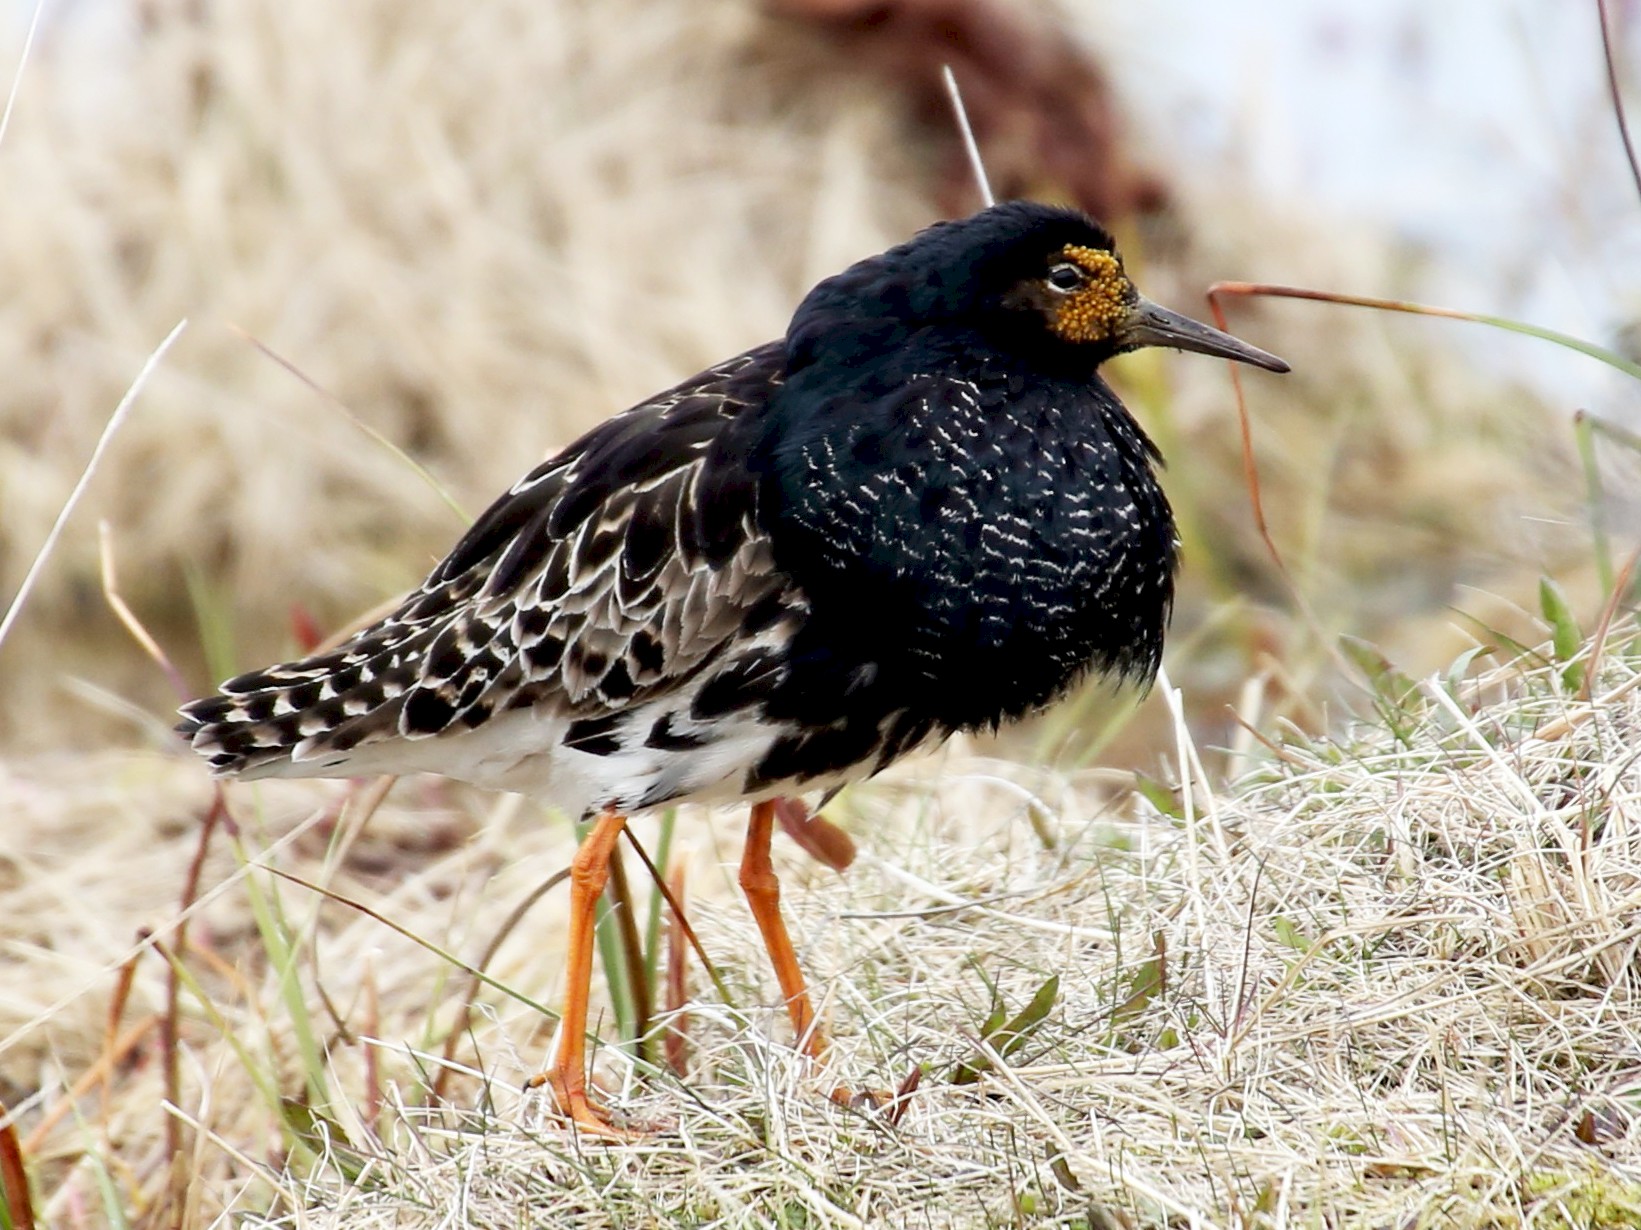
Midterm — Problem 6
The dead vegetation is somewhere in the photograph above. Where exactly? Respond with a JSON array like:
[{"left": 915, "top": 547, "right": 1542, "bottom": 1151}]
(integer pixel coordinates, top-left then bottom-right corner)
[
  {"left": 4, "top": 632, "right": 1639, "bottom": 1227},
  {"left": 3, "top": 2, "right": 1637, "bottom": 1227}
]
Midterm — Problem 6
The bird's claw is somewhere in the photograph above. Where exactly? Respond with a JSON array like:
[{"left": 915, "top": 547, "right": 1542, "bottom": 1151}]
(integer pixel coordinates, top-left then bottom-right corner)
[
  {"left": 828, "top": 1064, "right": 922, "bottom": 1125},
  {"left": 526, "top": 1069, "right": 644, "bottom": 1141}
]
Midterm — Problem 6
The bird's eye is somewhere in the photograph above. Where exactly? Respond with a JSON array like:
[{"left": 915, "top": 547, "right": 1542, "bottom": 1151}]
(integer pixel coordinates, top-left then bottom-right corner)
[{"left": 1045, "top": 262, "right": 1086, "bottom": 293}]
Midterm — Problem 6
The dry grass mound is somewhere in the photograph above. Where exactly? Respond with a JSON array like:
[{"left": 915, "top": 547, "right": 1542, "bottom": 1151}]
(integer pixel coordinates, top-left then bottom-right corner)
[{"left": 4, "top": 627, "right": 1638, "bottom": 1227}]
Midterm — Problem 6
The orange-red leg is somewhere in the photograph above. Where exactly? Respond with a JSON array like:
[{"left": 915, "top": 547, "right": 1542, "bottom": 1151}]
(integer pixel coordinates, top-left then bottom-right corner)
[
  {"left": 743, "top": 802, "right": 906, "bottom": 1114},
  {"left": 740, "top": 800, "right": 827, "bottom": 1062},
  {"left": 528, "top": 809, "right": 635, "bottom": 1138}
]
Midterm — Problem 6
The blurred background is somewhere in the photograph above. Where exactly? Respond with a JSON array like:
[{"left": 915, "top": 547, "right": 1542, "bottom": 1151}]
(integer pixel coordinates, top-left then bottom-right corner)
[{"left": 1, "top": 0, "right": 1638, "bottom": 762}]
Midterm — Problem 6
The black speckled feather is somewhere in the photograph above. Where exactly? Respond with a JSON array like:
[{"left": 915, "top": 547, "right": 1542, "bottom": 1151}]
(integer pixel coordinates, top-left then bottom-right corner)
[{"left": 178, "top": 201, "right": 1286, "bottom": 818}]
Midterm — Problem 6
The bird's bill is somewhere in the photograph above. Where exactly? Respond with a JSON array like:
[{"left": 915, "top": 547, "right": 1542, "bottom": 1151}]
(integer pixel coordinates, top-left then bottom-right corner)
[{"left": 1118, "top": 298, "right": 1290, "bottom": 373}]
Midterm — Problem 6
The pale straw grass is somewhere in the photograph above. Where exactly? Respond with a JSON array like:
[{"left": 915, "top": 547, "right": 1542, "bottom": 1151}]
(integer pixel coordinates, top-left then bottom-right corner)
[{"left": 4, "top": 629, "right": 1638, "bottom": 1227}]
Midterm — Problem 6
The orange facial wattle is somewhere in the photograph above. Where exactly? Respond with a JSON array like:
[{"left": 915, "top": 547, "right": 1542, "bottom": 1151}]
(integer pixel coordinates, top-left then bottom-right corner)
[{"left": 1050, "top": 244, "right": 1134, "bottom": 343}]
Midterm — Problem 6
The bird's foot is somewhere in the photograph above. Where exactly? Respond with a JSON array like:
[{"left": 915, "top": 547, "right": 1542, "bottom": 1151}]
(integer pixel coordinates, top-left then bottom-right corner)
[
  {"left": 773, "top": 797, "right": 856, "bottom": 871},
  {"left": 826, "top": 1084, "right": 885, "bottom": 1110},
  {"left": 526, "top": 1069, "right": 644, "bottom": 1141},
  {"left": 827, "top": 1064, "right": 922, "bottom": 1125}
]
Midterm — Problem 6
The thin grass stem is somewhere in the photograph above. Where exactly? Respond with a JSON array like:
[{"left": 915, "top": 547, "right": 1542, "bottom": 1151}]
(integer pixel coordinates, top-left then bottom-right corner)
[{"left": 0, "top": 320, "right": 188, "bottom": 656}]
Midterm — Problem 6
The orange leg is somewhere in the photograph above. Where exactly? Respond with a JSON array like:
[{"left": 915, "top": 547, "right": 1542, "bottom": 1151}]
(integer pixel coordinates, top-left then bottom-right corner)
[
  {"left": 740, "top": 800, "right": 828, "bottom": 1062},
  {"left": 528, "top": 809, "right": 636, "bottom": 1138},
  {"left": 743, "top": 802, "right": 904, "bottom": 1113}
]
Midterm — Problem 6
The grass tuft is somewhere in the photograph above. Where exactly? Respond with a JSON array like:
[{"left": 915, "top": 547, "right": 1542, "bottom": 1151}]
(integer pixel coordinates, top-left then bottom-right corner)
[{"left": 2, "top": 625, "right": 1637, "bottom": 1225}]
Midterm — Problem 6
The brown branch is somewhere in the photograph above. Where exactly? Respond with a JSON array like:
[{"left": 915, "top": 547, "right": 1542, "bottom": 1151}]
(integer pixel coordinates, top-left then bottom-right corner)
[{"left": 0, "top": 1108, "right": 35, "bottom": 1230}]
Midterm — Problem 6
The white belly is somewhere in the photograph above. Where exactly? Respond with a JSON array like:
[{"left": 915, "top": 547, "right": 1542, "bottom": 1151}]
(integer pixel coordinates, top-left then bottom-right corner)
[{"left": 245, "top": 698, "right": 879, "bottom": 820}]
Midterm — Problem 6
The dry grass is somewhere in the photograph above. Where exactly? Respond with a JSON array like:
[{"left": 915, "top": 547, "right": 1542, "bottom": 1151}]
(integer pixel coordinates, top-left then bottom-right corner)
[
  {"left": 4, "top": 629, "right": 1639, "bottom": 1227},
  {"left": 4, "top": 2, "right": 1637, "bottom": 1227}
]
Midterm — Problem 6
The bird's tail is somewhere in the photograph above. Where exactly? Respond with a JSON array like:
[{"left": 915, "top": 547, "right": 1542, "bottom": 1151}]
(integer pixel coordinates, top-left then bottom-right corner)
[{"left": 176, "top": 637, "right": 423, "bottom": 780}]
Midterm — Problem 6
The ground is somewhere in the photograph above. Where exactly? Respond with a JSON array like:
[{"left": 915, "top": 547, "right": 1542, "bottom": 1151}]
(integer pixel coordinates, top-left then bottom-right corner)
[{"left": 5, "top": 640, "right": 1638, "bottom": 1227}]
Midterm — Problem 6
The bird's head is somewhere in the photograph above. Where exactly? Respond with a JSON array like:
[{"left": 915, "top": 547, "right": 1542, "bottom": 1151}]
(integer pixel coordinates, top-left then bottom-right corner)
[{"left": 791, "top": 201, "right": 1289, "bottom": 376}]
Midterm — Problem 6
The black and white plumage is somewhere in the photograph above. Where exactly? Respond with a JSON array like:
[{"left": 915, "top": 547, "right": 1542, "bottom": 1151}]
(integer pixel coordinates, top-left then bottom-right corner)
[{"left": 178, "top": 202, "right": 1287, "bottom": 821}]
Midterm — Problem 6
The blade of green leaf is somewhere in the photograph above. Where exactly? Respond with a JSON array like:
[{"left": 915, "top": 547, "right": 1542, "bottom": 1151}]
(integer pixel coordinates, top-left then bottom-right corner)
[
  {"left": 1538, "top": 577, "right": 1585, "bottom": 692},
  {"left": 1111, "top": 952, "right": 1166, "bottom": 1025},
  {"left": 279, "top": 1100, "right": 369, "bottom": 1184},
  {"left": 1206, "top": 283, "right": 1641, "bottom": 381},
  {"left": 1339, "top": 636, "right": 1418, "bottom": 707},
  {"left": 952, "top": 975, "right": 1061, "bottom": 1084},
  {"left": 1132, "top": 773, "right": 1184, "bottom": 821},
  {"left": 995, "top": 974, "right": 1059, "bottom": 1060},
  {"left": 1271, "top": 916, "right": 1309, "bottom": 954}
]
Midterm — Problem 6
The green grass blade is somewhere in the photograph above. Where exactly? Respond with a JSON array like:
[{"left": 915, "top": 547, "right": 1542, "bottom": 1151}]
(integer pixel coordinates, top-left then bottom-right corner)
[
  {"left": 1538, "top": 578, "right": 1585, "bottom": 693},
  {"left": 1210, "top": 283, "right": 1641, "bottom": 381},
  {"left": 593, "top": 896, "right": 634, "bottom": 1046},
  {"left": 642, "top": 809, "right": 677, "bottom": 996},
  {"left": 236, "top": 844, "right": 331, "bottom": 1111},
  {"left": 1574, "top": 414, "right": 1614, "bottom": 596},
  {"left": 182, "top": 559, "right": 240, "bottom": 683}
]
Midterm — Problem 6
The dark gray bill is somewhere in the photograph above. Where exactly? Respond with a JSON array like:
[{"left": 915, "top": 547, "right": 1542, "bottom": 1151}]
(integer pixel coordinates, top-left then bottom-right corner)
[{"left": 1118, "top": 297, "right": 1290, "bottom": 373}]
